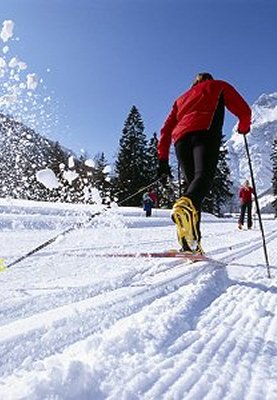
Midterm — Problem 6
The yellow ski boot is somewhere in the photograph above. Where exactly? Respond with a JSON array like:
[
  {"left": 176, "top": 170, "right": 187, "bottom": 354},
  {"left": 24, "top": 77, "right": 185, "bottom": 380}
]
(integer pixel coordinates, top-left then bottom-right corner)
[{"left": 171, "top": 196, "right": 202, "bottom": 253}]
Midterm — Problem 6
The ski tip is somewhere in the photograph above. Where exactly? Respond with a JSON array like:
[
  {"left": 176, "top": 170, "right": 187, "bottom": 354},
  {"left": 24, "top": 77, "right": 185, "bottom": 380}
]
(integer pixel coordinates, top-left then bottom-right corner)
[{"left": 0, "top": 258, "right": 7, "bottom": 272}]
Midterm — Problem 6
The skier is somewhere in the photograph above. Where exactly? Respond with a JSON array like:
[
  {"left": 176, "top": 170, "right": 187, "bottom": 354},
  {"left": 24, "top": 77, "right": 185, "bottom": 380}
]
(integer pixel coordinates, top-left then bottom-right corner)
[
  {"left": 148, "top": 188, "right": 157, "bottom": 208},
  {"left": 238, "top": 180, "right": 253, "bottom": 230},
  {"left": 142, "top": 191, "right": 154, "bottom": 217},
  {"left": 157, "top": 72, "right": 252, "bottom": 254}
]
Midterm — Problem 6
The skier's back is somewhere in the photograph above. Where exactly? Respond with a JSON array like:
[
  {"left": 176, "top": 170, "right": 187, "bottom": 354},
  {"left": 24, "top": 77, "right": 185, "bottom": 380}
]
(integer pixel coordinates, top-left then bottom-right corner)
[{"left": 157, "top": 72, "right": 252, "bottom": 253}]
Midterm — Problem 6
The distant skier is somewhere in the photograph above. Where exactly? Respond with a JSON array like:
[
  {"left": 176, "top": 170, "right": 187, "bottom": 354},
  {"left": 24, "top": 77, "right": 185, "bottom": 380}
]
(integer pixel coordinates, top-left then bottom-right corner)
[
  {"left": 148, "top": 188, "right": 157, "bottom": 208},
  {"left": 238, "top": 180, "right": 253, "bottom": 230},
  {"left": 157, "top": 72, "right": 252, "bottom": 254},
  {"left": 142, "top": 191, "right": 154, "bottom": 217}
]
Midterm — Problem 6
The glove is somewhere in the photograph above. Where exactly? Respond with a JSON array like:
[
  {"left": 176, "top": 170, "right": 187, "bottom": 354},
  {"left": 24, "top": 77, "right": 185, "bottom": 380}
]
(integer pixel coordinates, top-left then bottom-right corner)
[
  {"left": 237, "top": 128, "right": 250, "bottom": 135},
  {"left": 157, "top": 159, "right": 172, "bottom": 184},
  {"left": 237, "top": 123, "right": 250, "bottom": 135}
]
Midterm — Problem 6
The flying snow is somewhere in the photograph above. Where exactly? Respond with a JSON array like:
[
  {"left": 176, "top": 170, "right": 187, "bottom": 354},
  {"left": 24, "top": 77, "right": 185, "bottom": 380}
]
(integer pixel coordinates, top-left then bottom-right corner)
[
  {"left": 2, "top": 45, "right": 9, "bottom": 54},
  {"left": 35, "top": 168, "right": 60, "bottom": 189},
  {"left": 68, "top": 156, "right": 75, "bottom": 169},
  {"left": 0, "top": 19, "right": 57, "bottom": 137},
  {"left": 84, "top": 159, "right": 95, "bottom": 168},
  {"left": 0, "top": 20, "right": 14, "bottom": 42},
  {"left": 26, "top": 73, "right": 38, "bottom": 90},
  {"left": 103, "top": 165, "right": 111, "bottom": 174},
  {"left": 63, "top": 170, "right": 79, "bottom": 185}
]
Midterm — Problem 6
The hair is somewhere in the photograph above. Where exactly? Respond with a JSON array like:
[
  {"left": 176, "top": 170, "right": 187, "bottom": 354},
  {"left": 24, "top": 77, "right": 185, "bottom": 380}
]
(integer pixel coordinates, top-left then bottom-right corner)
[{"left": 192, "top": 72, "right": 214, "bottom": 86}]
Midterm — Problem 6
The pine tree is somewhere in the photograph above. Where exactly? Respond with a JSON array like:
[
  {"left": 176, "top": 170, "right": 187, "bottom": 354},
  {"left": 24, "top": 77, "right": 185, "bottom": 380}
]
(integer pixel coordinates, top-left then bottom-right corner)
[
  {"left": 146, "top": 132, "right": 159, "bottom": 182},
  {"left": 271, "top": 138, "right": 277, "bottom": 215},
  {"left": 202, "top": 137, "right": 233, "bottom": 216},
  {"left": 47, "top": 141, "right": 70, "bottom": 202},
  {"left": 92, "top": 152, "right": 112, "bottom": 204},
  {"left": 144, "top": 131, "right": 178, "bottom": 208},
  {"left": 114, "top": 106, "right": 148, "bottom": 206},
  {"left": 145, "top": 132, "right": 160, "bottom": 205}
]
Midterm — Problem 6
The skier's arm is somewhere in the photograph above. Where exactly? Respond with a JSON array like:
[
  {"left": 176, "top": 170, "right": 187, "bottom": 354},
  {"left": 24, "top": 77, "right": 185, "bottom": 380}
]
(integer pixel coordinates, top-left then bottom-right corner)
[
  {"left": 223, "top": 82, "right": 252, "bottom": 134},
  {"left": 158, "top": 102, "right": 178, "bottom": 160}
]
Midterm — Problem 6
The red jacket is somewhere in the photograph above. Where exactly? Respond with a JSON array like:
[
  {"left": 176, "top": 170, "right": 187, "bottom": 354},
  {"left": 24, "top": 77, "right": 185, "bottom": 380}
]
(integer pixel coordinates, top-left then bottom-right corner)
[
  {"left": 158, "top": 79, "right": 251, "bottom": 160},
  {"left": 239, "top": 186, "right": 253, "bottom": 203},
  {"left": 149, "top": 191, "right": 157, "bottom": 205}
]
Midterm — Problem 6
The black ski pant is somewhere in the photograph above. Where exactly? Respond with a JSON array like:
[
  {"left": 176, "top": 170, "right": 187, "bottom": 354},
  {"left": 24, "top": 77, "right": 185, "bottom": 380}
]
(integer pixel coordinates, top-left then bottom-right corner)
[
  {"left": 175, "top": 129, "right": 221, "bottom": 239},
  {"left": 239, "top": 201, "right": 252, "bottom": 228}
]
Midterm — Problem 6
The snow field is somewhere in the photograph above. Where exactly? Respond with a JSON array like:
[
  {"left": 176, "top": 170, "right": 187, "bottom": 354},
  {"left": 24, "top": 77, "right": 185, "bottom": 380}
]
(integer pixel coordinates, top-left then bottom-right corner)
[{"left": 0, "top": 200, "right": 277, "bottom": 399}]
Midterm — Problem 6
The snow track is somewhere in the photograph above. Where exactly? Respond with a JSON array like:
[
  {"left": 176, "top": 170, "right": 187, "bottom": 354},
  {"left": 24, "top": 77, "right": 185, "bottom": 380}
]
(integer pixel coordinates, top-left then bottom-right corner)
[
  {"left": 0, "top": 202, "right": 277, "bottom": 399},
  {"left": 0, "top": 260, "right": 226, "bottom": 379}
]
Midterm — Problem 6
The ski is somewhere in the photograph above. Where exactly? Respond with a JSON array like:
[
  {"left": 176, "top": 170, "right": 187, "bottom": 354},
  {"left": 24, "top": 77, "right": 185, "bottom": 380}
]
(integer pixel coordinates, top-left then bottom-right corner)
[{"left": 92, "top": 250, "right": 223, "bottom": 264}]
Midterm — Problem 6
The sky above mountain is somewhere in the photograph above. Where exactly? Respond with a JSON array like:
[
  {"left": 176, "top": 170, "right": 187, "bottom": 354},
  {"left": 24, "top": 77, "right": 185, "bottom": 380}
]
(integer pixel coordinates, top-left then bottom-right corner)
[{"left": 0, "top": 0, "right": 277, "bottom": 162}]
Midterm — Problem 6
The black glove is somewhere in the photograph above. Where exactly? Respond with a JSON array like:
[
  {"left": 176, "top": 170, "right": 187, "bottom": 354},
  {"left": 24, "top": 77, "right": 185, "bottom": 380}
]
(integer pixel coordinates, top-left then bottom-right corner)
[{"left": 157, "top": 159, "right": 172, "bottom": 184}]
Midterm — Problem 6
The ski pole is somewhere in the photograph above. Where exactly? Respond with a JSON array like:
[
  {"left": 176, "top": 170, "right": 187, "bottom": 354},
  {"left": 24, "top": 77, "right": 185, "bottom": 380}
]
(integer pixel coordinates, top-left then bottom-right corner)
[
  {"left": 117, "top": 176, "right": 164, "bottom": 206},
  {"left": 4, "top": 210, "right": 103, "bottom": 270},
  {"left": 2, "top": 177, "right": 164, "bottom": 270},
  {"left": 243, "top": 135, "right": 271, "bottom": 278}
]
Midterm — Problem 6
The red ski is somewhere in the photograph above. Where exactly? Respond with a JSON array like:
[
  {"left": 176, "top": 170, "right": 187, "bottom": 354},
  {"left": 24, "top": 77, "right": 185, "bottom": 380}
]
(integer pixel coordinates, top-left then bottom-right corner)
[{"left": 93, "top": 250, "right": 222, "bottom": 264}]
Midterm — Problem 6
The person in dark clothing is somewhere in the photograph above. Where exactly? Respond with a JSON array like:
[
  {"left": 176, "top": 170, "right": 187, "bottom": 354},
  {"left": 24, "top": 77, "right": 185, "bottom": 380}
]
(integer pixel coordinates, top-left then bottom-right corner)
[
  {"left": 238, "top": 180, "right": 253, "bottom": 230},
  {"left": 157, "top": 72, "right": 252, "bottom": 254}
]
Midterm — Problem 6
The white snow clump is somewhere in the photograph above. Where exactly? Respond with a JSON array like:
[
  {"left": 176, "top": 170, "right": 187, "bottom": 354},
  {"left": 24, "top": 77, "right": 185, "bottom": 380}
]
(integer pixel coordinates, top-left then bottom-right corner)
[
  {"left": 27, "top": 73, "right": 38, "bottom": 90},
  {"left": 0, "top": 20, "right": 14, "bottom": 42},
  {"left": 63, "top": 170, "right": 79, "bottom": 185},
  {"left": 36, "top": 168, "right": 60, "bottom": 189},
  {"left": 84, "top": 159, "right": 95, "bottom": 168}
]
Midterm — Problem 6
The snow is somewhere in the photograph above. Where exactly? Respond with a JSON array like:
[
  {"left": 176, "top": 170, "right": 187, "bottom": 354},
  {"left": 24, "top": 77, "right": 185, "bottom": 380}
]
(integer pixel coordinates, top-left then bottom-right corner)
[
  {"left": 63, "top": 170, "right": 79, "bottom": 185},
  {"left": 227, "top": 92, "right": 277, "bottom": 200},
  {"left": 103, "top": 165, "right": 112, "bottom": 174},
  {"left": 0, "top": 20, "right": 14, "bottom": 43},
  {"left": 0, "top": 199, "right": 277, "bottom": 399},
  {"left": 35, "top": 168, "right": 60, "bottom": 189},
  {"left": 26, "top": 73, "right": 38, "bottom": 90},
  {"left": 84, "top": 159, "right": 95, "bottom": 168},
  {"left": 0, "top": 19, "right": 56, "bottom": 138},
  {"left": 2, "top": 45, "right": 9, "bottom": 54},
  {"left": 68, "top": 156, "right": 75, "bottom": 169}
]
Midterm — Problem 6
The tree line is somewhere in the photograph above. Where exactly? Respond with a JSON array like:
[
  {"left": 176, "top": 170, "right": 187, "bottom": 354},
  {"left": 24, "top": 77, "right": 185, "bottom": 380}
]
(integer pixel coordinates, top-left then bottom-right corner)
[{"left": 1, "top": 107, "right": 276, "bottom": 216}]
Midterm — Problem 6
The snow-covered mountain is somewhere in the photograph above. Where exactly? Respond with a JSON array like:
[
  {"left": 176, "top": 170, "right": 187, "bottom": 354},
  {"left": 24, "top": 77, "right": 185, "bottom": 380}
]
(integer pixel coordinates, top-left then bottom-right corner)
[{"left": 227, "top": 92, "right": 277, "bottom": 210}]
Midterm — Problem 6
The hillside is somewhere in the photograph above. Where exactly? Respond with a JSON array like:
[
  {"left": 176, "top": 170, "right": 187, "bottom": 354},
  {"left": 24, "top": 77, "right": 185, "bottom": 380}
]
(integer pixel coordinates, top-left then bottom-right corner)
[{"left": 0, "top": 113, "right": 72, "bottom": 200}]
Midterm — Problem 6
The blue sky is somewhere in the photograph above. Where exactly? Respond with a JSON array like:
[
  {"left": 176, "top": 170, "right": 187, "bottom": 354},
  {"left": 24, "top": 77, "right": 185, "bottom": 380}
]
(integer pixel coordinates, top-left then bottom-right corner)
[{"left": 1, "top": 0, "right": 277, "bottom": 162}]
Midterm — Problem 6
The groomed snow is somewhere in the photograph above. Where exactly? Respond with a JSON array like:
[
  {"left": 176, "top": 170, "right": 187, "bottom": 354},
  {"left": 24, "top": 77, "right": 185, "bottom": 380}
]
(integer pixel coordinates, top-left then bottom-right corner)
[{"left": 0, "top": 198, "right": 277, "bottom": 399}]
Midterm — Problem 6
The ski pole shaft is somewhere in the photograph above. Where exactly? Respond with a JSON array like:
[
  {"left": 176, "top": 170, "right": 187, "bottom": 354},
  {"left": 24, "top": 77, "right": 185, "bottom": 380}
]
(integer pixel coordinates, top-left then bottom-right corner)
[
  {"left": 243, "top": 135, "right": 271, "bottom": 278},
  {"left": 6, "top": 227, "right": 73, "bottom": 268},
  {"left": 5, "top": 210, "right": 103, "bottom": 269},
  {"left": 4, "top": 178, "right": 163, "bottom": 269},
  {"left": 118, "top": 176, "right": 164, "bottom": 206}
]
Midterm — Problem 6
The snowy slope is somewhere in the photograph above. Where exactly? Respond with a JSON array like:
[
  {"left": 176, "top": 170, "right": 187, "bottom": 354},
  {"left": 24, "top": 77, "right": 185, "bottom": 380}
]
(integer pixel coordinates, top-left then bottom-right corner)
[
  {"left": 227, "top": 93, "right": 277, "bottom": 205},
  {"left": 0, "top": 199, "right": 277, "bottom": 399}
]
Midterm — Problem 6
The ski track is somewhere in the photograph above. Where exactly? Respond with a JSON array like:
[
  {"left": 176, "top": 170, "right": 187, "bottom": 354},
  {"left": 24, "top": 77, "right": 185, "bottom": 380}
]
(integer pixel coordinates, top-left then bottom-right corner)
[
  {"left": 0, "top": 205, "right": 277, "bottom": 399},
  {"left": 0, "top": 259, "right": 226, "bottom": 379}
]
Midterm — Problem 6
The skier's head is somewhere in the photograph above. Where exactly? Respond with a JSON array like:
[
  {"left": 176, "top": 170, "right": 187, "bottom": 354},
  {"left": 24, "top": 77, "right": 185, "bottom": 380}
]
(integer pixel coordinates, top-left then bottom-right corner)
[
  {"left": 192, "top": 72, "right": 214, "bottom": 86},
  {"left": 244, "top": 179, "right": 250, "bottom": 187}
]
